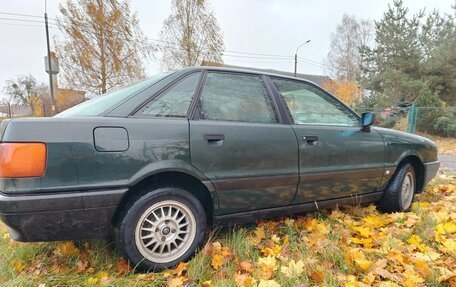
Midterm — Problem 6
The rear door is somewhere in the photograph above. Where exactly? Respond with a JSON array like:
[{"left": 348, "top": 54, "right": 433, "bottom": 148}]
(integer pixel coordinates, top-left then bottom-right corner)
[
  {"left": 189, "top": 72, "right": 299, "bottom": 215},
  {"left": 269, "top": 77, "right": 385, "bottom": 204}
]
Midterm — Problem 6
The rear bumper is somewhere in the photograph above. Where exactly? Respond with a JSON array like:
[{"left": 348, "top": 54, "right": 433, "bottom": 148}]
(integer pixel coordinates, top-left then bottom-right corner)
[
  {"left": 0, "top": 188, "right": 127, "bottom": 242},
  {"left": 422, "top": 160, "right": 440, "bottom": 189}
]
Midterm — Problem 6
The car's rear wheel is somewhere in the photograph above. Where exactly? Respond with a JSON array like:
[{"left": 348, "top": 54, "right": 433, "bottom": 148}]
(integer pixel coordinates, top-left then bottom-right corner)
[
  {"left": 115, "top": 187, "right": 206, "bottom": 271},
  {"left": 378, "top": 162, "right": 416, "bottom": 213}
]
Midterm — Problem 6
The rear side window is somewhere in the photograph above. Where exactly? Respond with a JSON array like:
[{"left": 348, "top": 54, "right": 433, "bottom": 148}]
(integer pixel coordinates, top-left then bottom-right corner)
[
  {"left": 199, "top": 73, "right": 278, "bottom": 123},
  {"left": 138, "top": 72, "right": 201, "bottom": 118},
  {"left": 56, "top": 72, "right": 172, "bottom": 117}
]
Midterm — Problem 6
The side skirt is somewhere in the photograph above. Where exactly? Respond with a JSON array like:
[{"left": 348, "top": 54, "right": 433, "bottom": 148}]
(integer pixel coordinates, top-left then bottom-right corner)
[{"left": 213, "top": 191, "right": 383, "bottom": 226}]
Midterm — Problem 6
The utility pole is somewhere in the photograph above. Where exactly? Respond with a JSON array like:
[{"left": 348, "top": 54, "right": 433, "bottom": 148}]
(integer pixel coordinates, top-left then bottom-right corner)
[
  {"left": 294, "top": 39, "right": 311, "bottom": 77},
  {"left": 294, "top": 54, "right": 298, "bottom": 78},
  {"left": 44, "top": 6, "right": 56, "bottom": 115}
]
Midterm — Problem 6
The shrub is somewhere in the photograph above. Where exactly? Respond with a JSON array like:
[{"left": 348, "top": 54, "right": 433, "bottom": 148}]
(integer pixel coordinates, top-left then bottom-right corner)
[
  {"left": 414, "top": 88, "right": 446, "bottom": 135},
  {"left": 433, "top": 116, "right": 456, "bottom": 137},
  {"left": 378, "top": 117, "right": 396, "bottom": 128}
]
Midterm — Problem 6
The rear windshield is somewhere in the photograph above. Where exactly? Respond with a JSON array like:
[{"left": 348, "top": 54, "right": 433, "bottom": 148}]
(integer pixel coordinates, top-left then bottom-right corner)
[{"left": 56, "top": 72, "right": 173, "bottom": 117}]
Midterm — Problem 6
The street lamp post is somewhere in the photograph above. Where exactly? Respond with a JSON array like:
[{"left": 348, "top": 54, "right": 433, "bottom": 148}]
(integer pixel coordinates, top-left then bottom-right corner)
[{"left": 294, "top": 39, "right": 311, "bottom": 77}]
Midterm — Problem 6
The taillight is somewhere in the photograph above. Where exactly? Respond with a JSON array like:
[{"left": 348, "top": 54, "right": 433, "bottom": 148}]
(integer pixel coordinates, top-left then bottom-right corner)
[{"left": 0, "top": 143, "right": 47, "bottom": 178}]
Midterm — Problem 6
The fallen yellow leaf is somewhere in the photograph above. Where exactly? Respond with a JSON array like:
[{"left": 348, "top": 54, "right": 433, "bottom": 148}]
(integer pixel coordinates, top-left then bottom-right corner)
[
  {"left": 351, "top": 226, "right": 373, "bottom": 238},
  {"left": 280, "top": 259, "right": 305, "bottom": 277},
  {"left": 167, "top": 276, "right": 186, "bottom": 287},
  {"left": 11, "top": 259, "right": 26, "bottom": 273},
  {"left": 362, "top": 216, "right": 393, "bottom": 228},
  {"left": 355, "top": 259, "right": 374, "bottom": 271},
  {"left": 54, "top": 241, "right": 80, "bottom": 257},
  {"left": 257, "top": 279, "right": 280, "bottom": 287},
  {"left": 211, "top": 254, "right": 223, "bottom": 270},
  {"left": 261, "top": 245, "right": 281, "bottom": 257},
  {"left": 239, "top": 261, "right": 254, "bottom": 273},
  {"left": 234, "top": 273, "right": 254, "bottom": 287},
  {"left": 257, "top": 256, "right": 277, "bottom": 280},
  {"left": 436, "top": 222, "right": 456, "bottom": 235}
]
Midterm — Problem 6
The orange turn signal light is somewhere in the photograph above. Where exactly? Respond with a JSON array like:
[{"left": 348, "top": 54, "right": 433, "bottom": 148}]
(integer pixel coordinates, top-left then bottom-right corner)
[{"left": 0, "top": 143, "right": 47, "bottom": 178}]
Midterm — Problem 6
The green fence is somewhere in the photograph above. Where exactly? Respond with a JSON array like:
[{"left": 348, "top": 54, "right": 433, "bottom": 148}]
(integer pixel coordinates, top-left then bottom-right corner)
[{"left": 354, "top": 106, "right": 456, "bottom": 137}]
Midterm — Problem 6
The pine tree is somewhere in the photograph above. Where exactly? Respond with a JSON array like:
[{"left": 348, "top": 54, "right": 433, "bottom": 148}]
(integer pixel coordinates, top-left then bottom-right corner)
[
  {"left": 360, "top": 0, "right": 456, "bottom": 106},
  {"left": 360, "top": 0, "right": 424, "bottom": 105}
]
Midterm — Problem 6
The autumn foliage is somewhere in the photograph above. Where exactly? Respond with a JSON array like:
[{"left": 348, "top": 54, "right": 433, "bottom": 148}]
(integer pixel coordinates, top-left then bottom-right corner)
[
  {"left": 1, "top": 174, "right": 455, "bottom": 286},
  {"left": 29, "top": 89, "right": 85, "bottom": 117},
  {"left": 323, "top": 79, "right": 362, "bottom": 106},
  {"left": 56, "top": 0, "right": 154, "bottom": 95}
]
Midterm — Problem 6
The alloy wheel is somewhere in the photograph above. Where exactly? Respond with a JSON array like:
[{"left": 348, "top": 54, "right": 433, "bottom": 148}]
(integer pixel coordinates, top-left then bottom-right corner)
[{"left": 134, "top": 200, "right": 196, "bottom": 263}]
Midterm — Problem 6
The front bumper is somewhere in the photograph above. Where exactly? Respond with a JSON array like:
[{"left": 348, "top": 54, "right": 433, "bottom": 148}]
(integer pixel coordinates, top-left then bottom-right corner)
[
  {"left": 0, "top": 188, "right": 127, "bottom": 242},
  {"left": 423, "top": 160, "right": 440, "bottom": 188}
]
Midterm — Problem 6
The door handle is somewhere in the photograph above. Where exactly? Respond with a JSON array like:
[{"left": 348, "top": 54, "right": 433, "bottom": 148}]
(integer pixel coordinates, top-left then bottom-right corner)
[
  {"left": 303, "top": 135, "right": 318, "bottom": 143},
  {"left": 204, "top": 133, "right": 225, "bottom": 141}
]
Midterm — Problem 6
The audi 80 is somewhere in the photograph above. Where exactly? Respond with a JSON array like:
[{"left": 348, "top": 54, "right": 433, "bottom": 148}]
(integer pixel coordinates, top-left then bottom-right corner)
[{"left": 0, "top": 67, "right": 439, "bottom": 270}]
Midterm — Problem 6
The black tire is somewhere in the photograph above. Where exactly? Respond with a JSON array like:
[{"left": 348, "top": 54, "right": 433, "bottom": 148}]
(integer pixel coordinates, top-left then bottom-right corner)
[
  {"left": 115, "top": 187, "right": 207, "bottom": 271},
  {"left": 378, "top": 162, "right": 416, "bottom": 213}
]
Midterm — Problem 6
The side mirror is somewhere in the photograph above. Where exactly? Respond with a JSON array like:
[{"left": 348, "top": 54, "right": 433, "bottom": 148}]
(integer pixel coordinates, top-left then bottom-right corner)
[{"left": 361, "top": 112, "right": 375, "bottom": 132}]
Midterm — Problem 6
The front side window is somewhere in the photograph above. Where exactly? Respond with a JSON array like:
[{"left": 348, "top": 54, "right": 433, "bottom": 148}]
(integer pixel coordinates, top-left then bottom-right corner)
[
  {"left": 272, "top": 78, "right": 359, "bottom": 126},
  {"left": 199, "top": 73, "right": 277, "bottom": 123},
  {"left": 138, "top": 72, "right": 201, "bottom": 118}
]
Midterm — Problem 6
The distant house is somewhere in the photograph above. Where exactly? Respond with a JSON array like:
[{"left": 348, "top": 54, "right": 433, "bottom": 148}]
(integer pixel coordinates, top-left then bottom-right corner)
[{"left": 200, "top": 61, "right": 332, "bottom": 87}]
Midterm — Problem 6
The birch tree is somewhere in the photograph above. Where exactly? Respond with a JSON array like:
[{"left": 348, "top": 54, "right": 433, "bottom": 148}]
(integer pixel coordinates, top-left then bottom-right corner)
[
  {"left": 56, "top": 0, "right": 154, "bottom": 95},
  {"left": 327, "top": 14, "right": 373, "bottom": 82},
  {"left": 159, "top": 0, "right": 224, "bottom": 70}
]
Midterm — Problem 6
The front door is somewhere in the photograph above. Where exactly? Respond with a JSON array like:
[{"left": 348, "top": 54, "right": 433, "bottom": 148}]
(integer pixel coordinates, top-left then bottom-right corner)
[
  {"left": 270, "top": 77, "right": 385, "bottom": 204},
  {"left": 190, "top": 72, "right": 299, "bottom": 215}
]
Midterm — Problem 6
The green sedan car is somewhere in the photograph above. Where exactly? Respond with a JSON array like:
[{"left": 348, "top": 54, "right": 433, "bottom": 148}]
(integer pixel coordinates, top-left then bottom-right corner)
[{"left": 0, "top": 67, "right": 439, "bottom": 270}]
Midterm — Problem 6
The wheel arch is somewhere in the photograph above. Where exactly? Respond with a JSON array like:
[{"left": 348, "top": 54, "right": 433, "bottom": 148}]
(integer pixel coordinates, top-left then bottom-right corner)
[
  {"left": 113, "top": 171, "right": 216, "bottom": 225},
  {"left": 397, "top": 154, "right": 425, "bottom": 193}
]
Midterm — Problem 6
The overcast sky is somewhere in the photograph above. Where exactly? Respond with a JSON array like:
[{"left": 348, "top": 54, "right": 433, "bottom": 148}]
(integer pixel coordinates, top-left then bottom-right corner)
[{"left": 0, "top": 0, "right": 454, "bottom": 99}]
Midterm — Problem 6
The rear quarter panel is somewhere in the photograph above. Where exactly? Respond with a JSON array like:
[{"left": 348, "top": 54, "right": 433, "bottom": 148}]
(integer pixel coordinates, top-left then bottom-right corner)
[{"left": 0, "top": 117, "right": 202, "bottom": 194}]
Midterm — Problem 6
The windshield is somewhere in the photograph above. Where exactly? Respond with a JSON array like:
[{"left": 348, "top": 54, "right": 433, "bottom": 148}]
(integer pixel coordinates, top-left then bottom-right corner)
[{"left": 56, "top": 72, "right": 173, "bottom": 117}]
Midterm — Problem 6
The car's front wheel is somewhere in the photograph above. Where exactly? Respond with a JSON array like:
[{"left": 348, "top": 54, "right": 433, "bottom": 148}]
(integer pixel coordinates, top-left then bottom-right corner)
[
  {"left": 378, "top": 162, "right": 416, "bottom": 213},
  {"left": 115, "top": 187, "right": 207, "bottom": 271}
]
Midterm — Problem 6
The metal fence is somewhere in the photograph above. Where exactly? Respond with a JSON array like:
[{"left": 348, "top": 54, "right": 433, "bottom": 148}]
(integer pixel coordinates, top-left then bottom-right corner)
[
  {"left": 355, "top": 106, "right": 456, "bottom": 137},
  {"left": 0, "top": 104, "right": 32, "bottom": 119}
]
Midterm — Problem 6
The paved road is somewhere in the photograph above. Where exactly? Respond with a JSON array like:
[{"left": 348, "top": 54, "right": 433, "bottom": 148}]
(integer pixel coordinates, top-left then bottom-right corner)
[{"left": 439, "top": 153, "right": 456, "bottom": 172}]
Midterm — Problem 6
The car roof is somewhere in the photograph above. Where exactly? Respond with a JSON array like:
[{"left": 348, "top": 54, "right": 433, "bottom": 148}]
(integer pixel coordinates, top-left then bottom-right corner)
[{"left": 176, "top": 66, "right": 323, "bottom": 88}]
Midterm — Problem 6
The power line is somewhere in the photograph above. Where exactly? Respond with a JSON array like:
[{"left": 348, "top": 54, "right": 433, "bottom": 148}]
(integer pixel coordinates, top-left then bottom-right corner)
[
  {"left": 297, "top": 60, "right": 326, "bottom": 72},
  {"left": 0, "top": 11, "right": 59, "bottom": 26},
  {"left": 0, "top": 22, "right": 57, "bottom": 29},
  {"left": 0, "top": 12, "right": 45, "bottom": 19},
  {"left": 223, "top": 50, "right": 292, "bottom": 58},
  {"left": 0, "top": 11, "right": 58, "bottom": 22},
  {"left": 222, "top": 54, "right": 293, "bottom": 60},
  {"left": 151, "top": 39, "right": 297, "bottom": 60},
  {"left": 0, "top": 17, "right": 52, "bottom": 24},
  {"left": 297, "top": 57, "right": 327, "bottom": 67},
  {"left": 297, "top": 59, "right": 325, "bottom": 68},
  {"left": 298, "top": 60, "right": 327, "bottom": 70},
  {"left": 222, "top": 58, "right": 294, "bottom": 64},
  {"left": 0, "top": 10, "right": 326, "bottom": 67}
]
